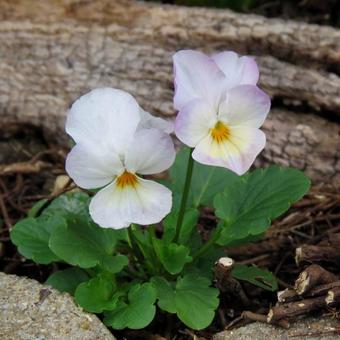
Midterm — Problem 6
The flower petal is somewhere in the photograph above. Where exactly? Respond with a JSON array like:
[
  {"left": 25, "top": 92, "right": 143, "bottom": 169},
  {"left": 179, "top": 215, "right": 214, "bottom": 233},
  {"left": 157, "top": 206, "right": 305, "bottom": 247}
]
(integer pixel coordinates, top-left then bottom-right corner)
[
  {"left": 125, "top": 128, "right": 176, "bottom": 175},
  {"left": 89, "top": 178, "right": 172, "bottom": 229},
  {"left": 192, "top": 127, "right": 266, "bottom": 175},
  {"left": 139, "top": 109, "right": 174, "bottom": 134},
  {"left": 212, "top": 51, "right": 259, "bottom": 88},
  {"left": 218, "top": 85, "right": 271, "bottom": 128},
  {"left": 66, "top": 88, "right": 141, "bottom": 156},
  {"left": 173, "top": 50, "right": 225, "bottom": 110},
  {"left": 66, "top": 143, "right": 124, "bottom": 189},
  {"left": 174, "top": 99, "right": 216, "bottom": 147},
  {"left": 239, "top": 56, "right": 260, "bottom": 85}
]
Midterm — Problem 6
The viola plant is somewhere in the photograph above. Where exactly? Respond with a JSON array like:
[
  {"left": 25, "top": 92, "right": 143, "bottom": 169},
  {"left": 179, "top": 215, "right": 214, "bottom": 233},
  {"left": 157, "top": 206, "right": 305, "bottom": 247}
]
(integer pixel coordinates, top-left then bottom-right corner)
[{"left": 10, "top": 50, "right": 310, "bottom": 331}]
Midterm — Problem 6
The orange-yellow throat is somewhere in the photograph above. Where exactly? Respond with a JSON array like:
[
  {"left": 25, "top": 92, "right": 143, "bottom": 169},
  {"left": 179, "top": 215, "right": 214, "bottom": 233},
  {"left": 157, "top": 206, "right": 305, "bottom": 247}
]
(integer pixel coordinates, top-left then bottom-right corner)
[
  {"left": 210, "top": 121, "right": 230, "bottom": 144},
  {"left": 116, "top": 171, "right": 138, "bottom": 189}
]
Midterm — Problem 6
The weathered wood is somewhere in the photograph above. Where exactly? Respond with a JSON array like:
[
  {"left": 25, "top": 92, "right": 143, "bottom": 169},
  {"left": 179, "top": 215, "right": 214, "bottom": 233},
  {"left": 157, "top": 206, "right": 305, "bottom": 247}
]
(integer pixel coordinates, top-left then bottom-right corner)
[
  {"left": 294, "top": 265, "right": 338, "bottom": 295},
  {"left": 296, "top": 245, "right": 340, "bottom": 266},
  {"left": 1, "top": 0, "right": 339, "bottom": 70},
  {"left": 0, "top": 0, "right": 339, "bottom": 183},
  {"left": 214, "top": 257, "right": 251, "bottom": 307},
  {"left": 326, "top": 287, "right": 340, "bottom": 306},
  {"left": 268, "top": 296, "right": 326, "bottom": 322}
]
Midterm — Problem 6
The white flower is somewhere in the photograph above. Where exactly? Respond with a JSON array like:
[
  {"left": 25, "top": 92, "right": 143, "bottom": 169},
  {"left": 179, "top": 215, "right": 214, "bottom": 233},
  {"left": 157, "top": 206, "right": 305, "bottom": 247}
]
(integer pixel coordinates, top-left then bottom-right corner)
[
  {"left": 65, "top": 88, "right": 175, "bottom": 229},
  {"left": 173, "top": 50, "right": 271, "bottom": 175}
]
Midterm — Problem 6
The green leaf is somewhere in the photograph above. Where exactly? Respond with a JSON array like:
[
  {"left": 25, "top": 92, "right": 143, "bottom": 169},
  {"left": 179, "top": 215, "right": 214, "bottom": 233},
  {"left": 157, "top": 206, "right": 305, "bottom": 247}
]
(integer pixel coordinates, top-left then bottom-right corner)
[
  {"left": 232, "top": 264, "right": 278, "bottom": 291},
  {"left": 49, "top": 218, "right": 118, "bottom": 269},
  {"left": 225, "top": 233, "right": 264, "bottom": 248},
  {"left": 153, "top": 240, "right": 192, "bottom": 275},
  {"left": 75, "top": 274, "right": 118, "bottom": 313},
  {"left": 214, "top": 166, "right": 310, "bottom": 245},
  {"left": 10, "top": 216, "right": 63, "bottom": 264},
  {"left": 170, "top": 147, "right": 238, "bottom": 208},
  {"left": 101, "top": 254, "right": 129, "bottom": 274},
  {"left": 163, "top": 208, "right": 199, "bottom": 245},
  {"left": 42, "top": 192, "right": 90, "bottom": 223},
  {"left": 129, "top": 226, "right": 156, "bottom": 264},
  {"left": 151, "top": 276, "right": 176, "bottom": 313},
  {"left": 175, "top": 274, "right": 219, "bottom": 330},
  {"left": 27, "top": 199, "right": 48, "bottom": 217},
  {"left": 152, "top": 274, "right": 219, "bottom": 330},
  {"left": 104, "top": 283, "right": 157, "bottom": 329},
  {"left": 46, "top": 268, "right": 90, "bottom": 294}
]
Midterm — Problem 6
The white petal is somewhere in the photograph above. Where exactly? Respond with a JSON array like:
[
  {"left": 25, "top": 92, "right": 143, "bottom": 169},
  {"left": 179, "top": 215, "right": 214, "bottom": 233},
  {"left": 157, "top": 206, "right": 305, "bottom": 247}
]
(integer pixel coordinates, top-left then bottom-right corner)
[
  {"left": 89, "top": 177, "right": 172, "bottom": 229},
  {"left": 66, "top": 88, "right": 141, "bottom": 156},
  {"left": 65, "top": 143, "right": 124, "bottom": 189},
  {"left": 239, "top": 56, "right": 260, "bottom": 84},
  {"left": 212, "top": 52, "right": 259, "bottom": 90},
  {"left": 174, "top": 99, "right": 216, "bottom": 147},
  {"left": 124, "top": 128, "right": 175, "bottom": 175},
  {"left": 192, "top": 127, "right": 266, "bottom": 175},
  {"left": 173, "top": 50, "right": 225, "bottom": 110},
  {"left": 218, "top": 85, "right": 271, "bottom": 128},
  {"left": 139, "top": 109, "right": 174, "bottom": 134}
]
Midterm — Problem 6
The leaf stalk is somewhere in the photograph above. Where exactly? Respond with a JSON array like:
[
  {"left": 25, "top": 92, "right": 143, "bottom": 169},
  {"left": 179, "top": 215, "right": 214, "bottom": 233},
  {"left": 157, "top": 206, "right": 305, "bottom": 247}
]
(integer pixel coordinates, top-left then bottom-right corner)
[{"left": 174, "top": 148, "right": 194, "bottom": 242}]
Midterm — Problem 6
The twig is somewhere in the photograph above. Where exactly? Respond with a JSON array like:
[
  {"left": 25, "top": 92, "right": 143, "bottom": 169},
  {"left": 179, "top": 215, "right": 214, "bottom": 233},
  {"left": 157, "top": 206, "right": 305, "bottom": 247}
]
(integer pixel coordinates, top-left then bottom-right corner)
[
  {"left": 294, "top": 264, "right": 338, "bottom": 295},
  {"left": 326, "top": 287, "right": 340, "bottom": 307},
  {"left": 238, "top": 254, "right": 271, "bottom": 265},
  {"left": 0, "top": 160, "right": 52, "bottom": 176},
  {"left": 295, "top": 245, "right": 340, "bottom": 266},
  {"left": 214, "top": 257, "right": 251, "bottom": 307},
  {"left": 268, "top": 295, "right": 326, "bottom": 322},
  {"left": 0, "top": 194, "right": 12, "bottom": 229}
]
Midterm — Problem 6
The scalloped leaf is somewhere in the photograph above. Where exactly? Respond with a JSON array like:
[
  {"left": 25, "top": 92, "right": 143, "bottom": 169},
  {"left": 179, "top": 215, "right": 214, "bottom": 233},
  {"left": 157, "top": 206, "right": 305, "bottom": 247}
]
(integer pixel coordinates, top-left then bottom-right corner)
[{"left": 214, "top": 166, "right": 310, "bottom": 246}]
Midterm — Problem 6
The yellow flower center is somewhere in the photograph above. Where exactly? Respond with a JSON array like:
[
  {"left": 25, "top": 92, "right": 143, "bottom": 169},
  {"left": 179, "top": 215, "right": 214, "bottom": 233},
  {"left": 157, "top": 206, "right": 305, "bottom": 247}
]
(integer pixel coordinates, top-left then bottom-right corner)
[
  {"left": 210, "top": 121, "right": 230, "bottom": 144},
  {"left": 116, "top": 171, "right": 138, "bottom": 189}
]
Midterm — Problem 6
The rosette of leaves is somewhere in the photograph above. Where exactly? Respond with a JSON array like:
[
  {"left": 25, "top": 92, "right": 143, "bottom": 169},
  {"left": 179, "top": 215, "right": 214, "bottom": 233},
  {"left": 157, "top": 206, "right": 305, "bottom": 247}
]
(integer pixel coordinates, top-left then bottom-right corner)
[{"left": 10, "top": 148, "right": 310, "bottom": 331}]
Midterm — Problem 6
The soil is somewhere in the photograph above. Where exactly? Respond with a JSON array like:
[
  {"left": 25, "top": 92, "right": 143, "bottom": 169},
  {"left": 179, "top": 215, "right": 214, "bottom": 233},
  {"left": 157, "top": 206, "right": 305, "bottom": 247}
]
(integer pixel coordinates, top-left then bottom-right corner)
[{"left": 1, "top": 124, "right": 339, "bottom": 339}]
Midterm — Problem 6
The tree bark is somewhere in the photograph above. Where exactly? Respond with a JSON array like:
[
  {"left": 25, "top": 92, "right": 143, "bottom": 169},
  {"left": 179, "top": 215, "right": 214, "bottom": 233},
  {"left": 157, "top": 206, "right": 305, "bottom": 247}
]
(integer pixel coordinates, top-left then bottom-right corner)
[
  {"left": 1, "top": 0, "right": 339, "bottom": 71},
  {"left": 0, "top": 0, "right": 339, "bottom": 183}
]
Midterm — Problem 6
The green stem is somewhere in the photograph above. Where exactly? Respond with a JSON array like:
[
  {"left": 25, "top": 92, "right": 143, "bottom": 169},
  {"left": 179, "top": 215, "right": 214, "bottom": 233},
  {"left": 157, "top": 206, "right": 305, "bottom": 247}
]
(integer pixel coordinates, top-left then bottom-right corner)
[
  {"left": 148, "top": 225, "right": 164, "bottom": 275},
  {"left": 174, "top": 148, "right": 194, "bottom": 242},
  {"left": 123, "top": 266, "right": 147, "bottom": 280},
  {"left": 128, "top": 225, "right": 158, "bottom": 276},
  {"left": 127, "top": 226, "right": 144, "bottom": 264},
  {"left": 192, "top": 227, "right": 222, "bottom": 262}
]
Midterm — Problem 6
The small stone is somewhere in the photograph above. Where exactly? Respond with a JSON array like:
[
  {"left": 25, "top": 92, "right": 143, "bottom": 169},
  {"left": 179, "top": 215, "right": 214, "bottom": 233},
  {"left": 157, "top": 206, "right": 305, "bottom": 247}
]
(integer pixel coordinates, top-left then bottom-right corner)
[{"left": 0, "top": 272, "right": 115, "bottom": 340}]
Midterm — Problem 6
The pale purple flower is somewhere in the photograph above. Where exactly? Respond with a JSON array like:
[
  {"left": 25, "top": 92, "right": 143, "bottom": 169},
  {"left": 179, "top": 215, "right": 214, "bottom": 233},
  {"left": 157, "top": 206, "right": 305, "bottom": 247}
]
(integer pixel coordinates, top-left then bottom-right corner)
[
  {"left": 173, "top": 50, "right": 271, "bottom": 175},
  {"left": 65, "top": 88, "right": 175, "bottom": 229}
]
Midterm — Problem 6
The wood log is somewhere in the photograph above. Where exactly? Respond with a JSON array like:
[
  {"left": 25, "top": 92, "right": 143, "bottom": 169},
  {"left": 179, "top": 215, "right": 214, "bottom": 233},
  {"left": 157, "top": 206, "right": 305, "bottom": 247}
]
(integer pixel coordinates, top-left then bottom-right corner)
[
  {"left": 304, "top": 281, "right": 340, "bottom": 298},
  {"left": 214, "top": 257, "right": 250, "bottom": 307},
  {"left": 1, "top": 0, "right": 339, "bottom": 71},
  {"left": 294, "top": 264, "right": 339, "bottom": 295},
  {"left": 296, "top": 245, "right": 340, "bottom": 266},
  {"left": 267, "top": 296, "right": 326, "bottom": 322},
  {"left": 277, "top": 289, "right": 298, "bottom": 303},
  {"left": 278, "top": 280, "right": 340, "bottom": 305},
  {"left": 0, "top": 0, "right": 339, "bottom": 183},
  {"left": 326, "top": 287, "right": 340, "bottom": 307}
]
